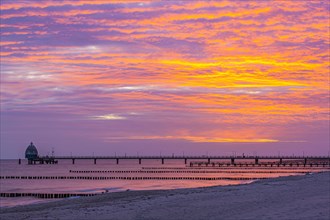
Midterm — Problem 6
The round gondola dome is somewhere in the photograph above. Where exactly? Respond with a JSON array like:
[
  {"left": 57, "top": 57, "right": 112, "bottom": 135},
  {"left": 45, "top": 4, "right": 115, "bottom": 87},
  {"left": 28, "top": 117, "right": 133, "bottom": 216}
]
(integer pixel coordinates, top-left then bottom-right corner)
[{"left": 25, "top": 142, "right": 38, "bottom": 159}]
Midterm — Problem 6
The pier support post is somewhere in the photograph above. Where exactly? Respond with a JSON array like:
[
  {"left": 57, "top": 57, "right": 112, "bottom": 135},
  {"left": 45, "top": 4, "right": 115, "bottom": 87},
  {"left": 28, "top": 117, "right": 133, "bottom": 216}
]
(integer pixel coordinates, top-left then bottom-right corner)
[
  {"left": 161, "top": 158, "right": 164, "bottom": 164},
  {"left": 304, "top": 158, "right": 307, "bottom": 165},
  {"left": 116, "top": 158, "right": 119, "bottom": 164},
  {"left": 184, "top": 158, "right": 187, "bottom": 164},
  {"left": 208, "top": 158, "right": 210, "bottom": 163},
  {"left": 18, "top": 159, "right": 21, "bottom": 165},
  {"left": 255, "top": 158, "right": 259, "bottom": 165},
  {"left": 279, "top": 158, "right": 282, "bottom": 164},
  {"left": 94, "top": 159, "right": 97, "bottom": 165},
  {"left": 231, "top": 158, "right": 235, "bottom": 165},
  {"left": 139, "top": 158, "right": 141, "bottom": 164},
  {"left": 72, "top": 159, "right": 75, "bottom": 165}
]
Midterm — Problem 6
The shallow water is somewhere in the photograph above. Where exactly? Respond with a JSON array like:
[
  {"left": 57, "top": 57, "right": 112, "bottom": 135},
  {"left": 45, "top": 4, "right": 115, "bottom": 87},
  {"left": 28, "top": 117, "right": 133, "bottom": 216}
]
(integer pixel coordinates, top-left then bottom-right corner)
[{"left": 0, "top": 159, "right": 328, "bottom": 207}]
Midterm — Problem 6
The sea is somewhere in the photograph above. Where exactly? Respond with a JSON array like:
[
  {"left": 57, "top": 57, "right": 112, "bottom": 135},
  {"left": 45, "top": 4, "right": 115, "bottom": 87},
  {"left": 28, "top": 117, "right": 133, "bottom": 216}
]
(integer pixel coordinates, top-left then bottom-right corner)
[{"left": 0, "top": 159, "right": 328, "bottom": 208}]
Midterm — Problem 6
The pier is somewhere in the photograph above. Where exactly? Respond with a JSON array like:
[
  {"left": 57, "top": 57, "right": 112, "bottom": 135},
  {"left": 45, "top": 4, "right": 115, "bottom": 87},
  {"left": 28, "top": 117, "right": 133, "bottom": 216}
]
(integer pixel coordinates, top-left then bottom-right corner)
[
  {"left": 188, "top": 161, "right": 330, "bottom": 167},
  {"left": 22, "top": 142, "right": 330, "bottom": 166},
  {"left": 26, "top": 157, "right": 58, "bottom": 165},
  {"left": 22, "top": 155, "right": 330, "bottom": 166},
  {"left": 24, "top": 142, "right": 58, "bottom": 165}
]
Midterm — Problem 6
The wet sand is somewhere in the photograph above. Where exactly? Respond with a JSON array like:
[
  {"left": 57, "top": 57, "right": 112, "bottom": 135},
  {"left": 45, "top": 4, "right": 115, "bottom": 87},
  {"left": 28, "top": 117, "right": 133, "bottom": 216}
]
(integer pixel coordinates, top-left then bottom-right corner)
[{"left": 1, "top": 172, "right": 329, "bottom": 220}]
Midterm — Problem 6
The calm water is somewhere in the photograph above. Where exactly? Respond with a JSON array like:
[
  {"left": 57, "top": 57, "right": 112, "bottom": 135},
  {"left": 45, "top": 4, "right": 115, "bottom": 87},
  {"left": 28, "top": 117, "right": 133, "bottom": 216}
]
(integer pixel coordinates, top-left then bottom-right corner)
[{"left": 0, "top": 159, "right": 328, "bottom": 207}]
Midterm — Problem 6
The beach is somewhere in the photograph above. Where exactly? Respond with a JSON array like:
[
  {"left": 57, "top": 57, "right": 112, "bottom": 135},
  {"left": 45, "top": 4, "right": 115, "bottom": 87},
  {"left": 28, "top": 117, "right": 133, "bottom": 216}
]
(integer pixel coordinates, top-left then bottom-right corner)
[{"left": 1, "top": 171, "right": 329, "bottom": 220}]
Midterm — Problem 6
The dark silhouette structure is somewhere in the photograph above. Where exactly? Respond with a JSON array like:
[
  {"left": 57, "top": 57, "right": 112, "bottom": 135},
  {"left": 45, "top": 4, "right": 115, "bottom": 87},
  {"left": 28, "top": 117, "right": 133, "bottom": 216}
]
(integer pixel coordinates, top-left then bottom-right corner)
[
  {"left": 21, "top": 142, "right": 329, "bottom": 166},
  {"left": 25, "top": 142, "right": 39, "bottom": 164},
  {"left": 24, "top": 142, "right": 57, "bottom": 165},
  {"left": 25, "top": 142, "right": 38, "bottom": 159},
  {"left": 33, "top": 155, "right": 330, "bottom": 166}
]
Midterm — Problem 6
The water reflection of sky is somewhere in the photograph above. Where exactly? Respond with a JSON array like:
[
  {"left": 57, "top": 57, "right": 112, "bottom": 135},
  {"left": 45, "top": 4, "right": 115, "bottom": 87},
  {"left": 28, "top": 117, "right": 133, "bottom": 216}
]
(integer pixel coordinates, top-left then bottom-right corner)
[{"left": 1, "top": 160, "right": 327, "bottom": 195}]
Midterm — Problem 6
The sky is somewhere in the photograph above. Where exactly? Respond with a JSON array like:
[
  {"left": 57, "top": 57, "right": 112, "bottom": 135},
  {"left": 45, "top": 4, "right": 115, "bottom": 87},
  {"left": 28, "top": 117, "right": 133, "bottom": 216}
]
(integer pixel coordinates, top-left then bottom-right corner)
[{"left": 0, "top": 0, "right": 329, "bottom": 159}]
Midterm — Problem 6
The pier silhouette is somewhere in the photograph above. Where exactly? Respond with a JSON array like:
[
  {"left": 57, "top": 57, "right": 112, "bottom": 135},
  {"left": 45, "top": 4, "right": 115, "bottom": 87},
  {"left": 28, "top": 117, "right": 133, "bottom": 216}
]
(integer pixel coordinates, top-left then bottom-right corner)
[
  {"left": 22, "top": 155, "right": 330, "bottom": 167},
  {"left": 22, "top": 142, "right": 330, "bottom": 166}
]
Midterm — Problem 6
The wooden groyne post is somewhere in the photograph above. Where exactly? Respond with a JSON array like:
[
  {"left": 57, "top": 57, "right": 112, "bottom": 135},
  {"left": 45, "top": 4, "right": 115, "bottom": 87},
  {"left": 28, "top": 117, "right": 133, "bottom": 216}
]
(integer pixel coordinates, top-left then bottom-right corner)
[{"left": 0, "top": 192, "right": 98, "bottom": 199}]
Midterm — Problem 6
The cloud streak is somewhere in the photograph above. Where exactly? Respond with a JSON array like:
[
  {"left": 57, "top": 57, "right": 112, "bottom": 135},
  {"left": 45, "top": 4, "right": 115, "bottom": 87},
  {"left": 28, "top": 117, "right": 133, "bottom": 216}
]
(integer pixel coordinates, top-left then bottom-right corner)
[{"left": 90, "top": 114, "right": 126, "bottom": 120}]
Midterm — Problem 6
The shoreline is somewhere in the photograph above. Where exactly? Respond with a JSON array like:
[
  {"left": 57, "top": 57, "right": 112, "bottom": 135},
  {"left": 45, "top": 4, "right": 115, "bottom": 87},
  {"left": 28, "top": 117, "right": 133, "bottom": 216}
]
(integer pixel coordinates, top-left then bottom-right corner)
[{"left": 1, "top": 171, "right": 329, "bottom": 220}]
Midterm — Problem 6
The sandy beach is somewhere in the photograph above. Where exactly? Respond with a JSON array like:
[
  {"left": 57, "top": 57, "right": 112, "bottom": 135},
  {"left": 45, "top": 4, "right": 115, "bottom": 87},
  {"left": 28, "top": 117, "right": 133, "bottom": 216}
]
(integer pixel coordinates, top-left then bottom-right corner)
[{"left": 1, "top": 172, "right": 329, "bottom": 220}]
